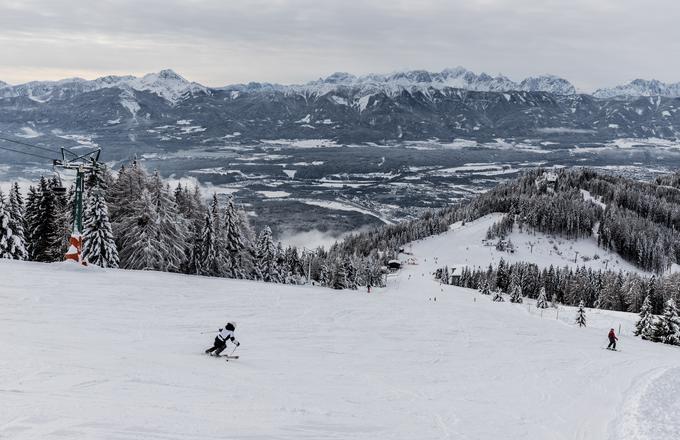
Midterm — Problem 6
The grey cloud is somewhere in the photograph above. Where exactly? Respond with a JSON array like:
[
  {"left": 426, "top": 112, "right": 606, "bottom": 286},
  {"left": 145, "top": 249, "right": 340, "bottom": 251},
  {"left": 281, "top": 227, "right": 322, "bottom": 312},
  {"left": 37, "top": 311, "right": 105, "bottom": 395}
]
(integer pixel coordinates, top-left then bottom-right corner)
[{"left": 0, "top": 0, "right": 679, "bottom": 91}]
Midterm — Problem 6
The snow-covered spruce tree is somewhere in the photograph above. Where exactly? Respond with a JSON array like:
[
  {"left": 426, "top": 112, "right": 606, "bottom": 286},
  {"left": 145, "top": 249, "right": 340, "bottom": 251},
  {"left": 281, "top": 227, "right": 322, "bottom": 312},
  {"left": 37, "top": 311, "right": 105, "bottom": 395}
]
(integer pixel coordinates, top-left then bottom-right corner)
[
  {"left": 30, "top": 177, "right": 64, "bottom": 262},
  {"left": 329, "top": 258, "right": 348, "bottom": 289},
  {"left": 274, "top": 242, "right": 289, "bottom": 283},
  {"left": 0, "top": 183, "right": 28, "bottom": 260},
  {"left": 319, "top": 262, "right": 330, "bottom": 286},
  {"left": 5, "top": 183, "right": 28, "bottom": 260},
  {"left": 492, "top": 289, "right": 505, "bottom": 302},
  {"left": 496, "top": 258, "right": 509, "bottom": 292},
  {"left": 509, "top": 283, "right": 523, "bottom": 303},
  {"left": 198, "top": 207, "right": 225, "bottom": 277},
  {"left": 185, "top": 220, "right": 204, "bottom": 275},
  {"left": 82, "top": 188, "right": 119, "bottom": 268},
  {"left": 256, "top": 226, "right": 281, "bottom": 283},
  {"left": 343, "top": 257, "right": 358, "bottom": 289},
  {"left": 575, "top": 301, "right": 587, "bottom": 327},
  {"left": 651, "top": 298, "right": 680, "bottom": 345},
  {"left": 223, "top": 196, "right": 245, "bottom": 278},
  {"left": 148, "top": 171, "right": 188, "bottom": 272},
  {"left": 108, "top": 161, "right": 149, "bottom": 223},
  {"left": 117, "top": 189, "right": 165, "bottom": 271},
  {"left": 480, "top": 280, "right": 491, "bottom": 295},
  {"left": 0, "top": 191, "right": 12, "bottom": 258},
  {"left": 536, "top": 287, "right": 549, "bottom": 309},
  {"left": 634, "top": 295, "right": 656, "bottom": 340},
  {"left": 624, "top": 275, "right": 645, "bottom": 313}
]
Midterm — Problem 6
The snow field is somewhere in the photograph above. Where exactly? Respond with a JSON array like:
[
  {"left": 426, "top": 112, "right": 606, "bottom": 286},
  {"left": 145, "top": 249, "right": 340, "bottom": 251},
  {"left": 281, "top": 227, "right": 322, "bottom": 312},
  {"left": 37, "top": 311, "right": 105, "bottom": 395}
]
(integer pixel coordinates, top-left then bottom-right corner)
[
  {"left": 438, "top": 213, "right": 645, "bottom": 275},
  {"left": 1, "top": 215, "right": 679, "bottom": 439}
]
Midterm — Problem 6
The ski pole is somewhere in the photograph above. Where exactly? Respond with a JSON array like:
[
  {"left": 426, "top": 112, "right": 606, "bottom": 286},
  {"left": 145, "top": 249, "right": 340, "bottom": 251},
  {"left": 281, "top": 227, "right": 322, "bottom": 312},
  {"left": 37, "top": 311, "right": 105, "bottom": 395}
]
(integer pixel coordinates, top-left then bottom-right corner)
[
  {"left": 229, "top": 344, "right": 239, "bottom": 356},
  {"left": 200, "top": 330, "right": 216, "bottom": 335}
]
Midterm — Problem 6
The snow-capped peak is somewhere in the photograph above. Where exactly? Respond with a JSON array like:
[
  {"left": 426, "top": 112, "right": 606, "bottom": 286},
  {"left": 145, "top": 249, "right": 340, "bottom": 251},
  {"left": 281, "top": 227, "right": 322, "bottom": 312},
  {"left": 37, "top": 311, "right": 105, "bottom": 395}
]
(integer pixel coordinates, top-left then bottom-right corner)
[
  {"left": 0, "top": 80, "right": 8, "bottom": 88},
  {"left": 124, "top": 69, "right": 209, "bottom": 103},
  {"left": 519, "top": 75, "right": 576, "bottom": 95},
  {"left": 593, "top": 79, "right": 680, "bottom": 99},
  {"left": 0, "top": 69, "right": 208, "bottom": 104},
  {"left": 227, "top": 67, "right": 578, "bottom": 97}
]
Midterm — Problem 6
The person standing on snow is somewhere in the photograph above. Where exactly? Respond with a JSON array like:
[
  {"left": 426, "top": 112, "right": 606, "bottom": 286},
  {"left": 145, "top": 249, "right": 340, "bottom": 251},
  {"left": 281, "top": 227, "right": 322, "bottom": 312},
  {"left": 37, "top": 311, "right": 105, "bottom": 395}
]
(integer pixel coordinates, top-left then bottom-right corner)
[
  {"left": 607, "top": 328, "right": 618, "bottom": 350},
  {"left": 205, "top": 322, "right": 240, "bottom": 356}
]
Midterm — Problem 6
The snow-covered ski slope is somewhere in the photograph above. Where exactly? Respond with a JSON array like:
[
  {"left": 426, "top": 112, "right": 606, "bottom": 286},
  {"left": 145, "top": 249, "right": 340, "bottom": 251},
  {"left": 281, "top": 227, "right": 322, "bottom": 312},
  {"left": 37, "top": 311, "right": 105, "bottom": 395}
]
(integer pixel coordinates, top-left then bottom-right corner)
[
  {"left": 1, "top": 215, "right": 679, "bottom": 440},
  {"left": 438, "top": 212, "right": 645, "bottom": 275}
]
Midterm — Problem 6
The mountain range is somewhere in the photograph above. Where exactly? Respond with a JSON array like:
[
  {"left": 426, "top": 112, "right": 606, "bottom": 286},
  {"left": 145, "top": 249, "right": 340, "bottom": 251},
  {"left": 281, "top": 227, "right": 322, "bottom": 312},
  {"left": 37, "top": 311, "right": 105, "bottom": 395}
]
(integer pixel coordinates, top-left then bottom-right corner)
[{"left": 2, "top": 68, "right": 680, "bottom": 161}]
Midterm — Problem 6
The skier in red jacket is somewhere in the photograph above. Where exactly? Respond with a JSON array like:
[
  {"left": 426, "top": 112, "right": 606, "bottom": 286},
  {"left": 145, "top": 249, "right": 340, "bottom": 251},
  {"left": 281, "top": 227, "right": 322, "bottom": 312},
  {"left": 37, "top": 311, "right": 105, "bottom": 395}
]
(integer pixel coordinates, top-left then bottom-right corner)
[{"left": 607, "top": 328, "right": 618, "bottom": 350}]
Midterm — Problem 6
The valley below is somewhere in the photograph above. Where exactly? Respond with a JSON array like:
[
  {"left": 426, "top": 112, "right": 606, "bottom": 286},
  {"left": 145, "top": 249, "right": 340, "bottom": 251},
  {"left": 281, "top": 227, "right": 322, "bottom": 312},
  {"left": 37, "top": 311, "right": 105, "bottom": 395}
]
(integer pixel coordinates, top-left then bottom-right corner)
[{"left": 3, "top": 136, "right": 679, "bottom": 246}]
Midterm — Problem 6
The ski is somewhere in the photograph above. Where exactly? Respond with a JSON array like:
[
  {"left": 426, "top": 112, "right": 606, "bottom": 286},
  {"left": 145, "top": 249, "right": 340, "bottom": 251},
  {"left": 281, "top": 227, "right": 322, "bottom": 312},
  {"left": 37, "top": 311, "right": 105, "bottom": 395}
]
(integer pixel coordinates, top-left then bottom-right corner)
[{"left": 206, "top": 353, "right": 239, "bottom": 359}]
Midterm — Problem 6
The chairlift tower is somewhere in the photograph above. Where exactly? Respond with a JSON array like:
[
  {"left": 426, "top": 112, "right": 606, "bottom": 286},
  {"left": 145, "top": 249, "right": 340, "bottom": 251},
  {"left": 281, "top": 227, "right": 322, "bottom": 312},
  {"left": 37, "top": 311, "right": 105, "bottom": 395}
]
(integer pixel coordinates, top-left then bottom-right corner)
[
  {"left": 0, "top": 135, "right": 104, "bottom": 263},
  {"left": 53, "top": 147, "right": 103, "bottom": 263}
]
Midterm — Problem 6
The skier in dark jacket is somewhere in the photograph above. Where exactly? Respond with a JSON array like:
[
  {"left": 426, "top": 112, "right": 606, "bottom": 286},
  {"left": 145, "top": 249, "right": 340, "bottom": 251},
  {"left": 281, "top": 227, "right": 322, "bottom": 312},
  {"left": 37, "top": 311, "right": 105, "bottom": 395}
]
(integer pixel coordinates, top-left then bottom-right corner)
[
  {"left": 607, "top": 328, "right": 618, "bottom": 350},
  {"left": 205, "top": 322, "right": 240, "bottom": 356}
]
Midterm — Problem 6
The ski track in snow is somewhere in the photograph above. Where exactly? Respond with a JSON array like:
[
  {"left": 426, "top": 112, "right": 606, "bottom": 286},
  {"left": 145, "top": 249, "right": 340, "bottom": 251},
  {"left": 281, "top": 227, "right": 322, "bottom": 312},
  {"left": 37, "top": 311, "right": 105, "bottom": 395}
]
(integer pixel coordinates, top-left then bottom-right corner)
[
  {"left": 1, "top": 216, "right": 679, "bottom": 439},
  {"left": 611, "top": 366, "right": 680, "bottom": 440}
]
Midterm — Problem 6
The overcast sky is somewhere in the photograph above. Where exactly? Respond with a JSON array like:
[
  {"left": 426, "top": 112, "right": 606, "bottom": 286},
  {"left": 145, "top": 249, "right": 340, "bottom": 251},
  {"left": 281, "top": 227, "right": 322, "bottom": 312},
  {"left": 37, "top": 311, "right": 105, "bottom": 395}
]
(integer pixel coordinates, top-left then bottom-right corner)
[{"left": 0, "top": 0, "right": 678, "bottom": 91}]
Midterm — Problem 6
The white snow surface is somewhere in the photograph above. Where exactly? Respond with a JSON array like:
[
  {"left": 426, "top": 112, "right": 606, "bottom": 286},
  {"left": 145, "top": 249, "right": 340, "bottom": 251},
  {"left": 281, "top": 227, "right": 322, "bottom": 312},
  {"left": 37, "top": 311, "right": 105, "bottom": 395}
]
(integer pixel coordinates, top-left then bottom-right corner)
[
  {"left": 445, "top": 213, "right": 645, "bottom": 274},
  {"left": 1, "top": 217, "right": 679, "bottom": 439}
]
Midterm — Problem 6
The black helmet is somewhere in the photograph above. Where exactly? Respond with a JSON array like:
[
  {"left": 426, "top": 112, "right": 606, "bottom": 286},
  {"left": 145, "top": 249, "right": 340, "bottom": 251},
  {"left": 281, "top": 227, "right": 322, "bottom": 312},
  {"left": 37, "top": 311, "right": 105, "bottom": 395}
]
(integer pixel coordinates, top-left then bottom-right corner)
[{"left": 226, "top": 322, "right": 236, "bottom": 331}]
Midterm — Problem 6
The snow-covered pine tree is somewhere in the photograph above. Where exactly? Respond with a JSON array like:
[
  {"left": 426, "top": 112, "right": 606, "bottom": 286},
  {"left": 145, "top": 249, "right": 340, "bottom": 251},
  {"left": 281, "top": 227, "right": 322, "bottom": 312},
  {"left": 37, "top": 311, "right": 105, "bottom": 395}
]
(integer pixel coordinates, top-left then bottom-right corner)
[
  {"left": 198, "top": 207, "right": 225, "bottom": 277},
  {"left": 536, "top": 287, "right": 549, "bottom": 309},
  {"left": 509, "top": 283, "right": 523, "bottom": 303},
  {"left": 255, "top": 226, "right": 280, "bottom": 283},
  {"left": 30, "top": 177, "right": 64, "bottom": 262},
  {"left": 344, "top": 257, "right": 357, "bottom": 289},
  {"left": 148, "top": 171, "right": 188, "bottom": 272},
  {"left": 24, "top": 185, "right": 40, "bottom": 259},
  {"left": 5, "top": 183, "right": 28, "bottom": 260},
  {"left": 651, "top": 298, "right": 680, "bottom": 345},
  {"left": 82, "top": 188, "right": 119, "bottom": 268},
  {"left": 480, "top": 279, "right": 491, "bottom": 295},
  {"left": 623, "top": 274, "right": 644, "bottom": 313},
  {"left": 575, "top": 300, "right": 587, "bottom": 327},
  {"left": 0, "top": 191, "right": 12, "bottom": 258},
  {"left": 634, "top": 295, "right": 656, "bottom": 340},
  {"left": 496, "top": 258, "right": 509, "bottom": 292},
  {"left": 222, "top": 195, "right": 246, "bottom": 278},
  {"left": 492, "top": 289, "right": 505, "bottom": 302},
  {"left": 319, "top": 262, "right": 330, "bottom": 286},
  {"left": 85, "top": 163, "right": 112, "bottom": 192},
  {"left": 108, "top": 161, "right": 149, "bottom": 223},
  {"left": 441, "top": 266, "right": 450, "bottom": 285},
  {"left": 174, "top": 183, "right": 190, "bottom": 217},
  {"left": 117, "top": 189, "right": 165, "bottom": 271},
  {"left": 0, "top": 182, "right": 28, "bottom": 260},
  {"left": 330, "top": 258, "right": 348, "bottom": 289},
  {"left": 275, "top": 242, "right": 289, "bottom": 283}
]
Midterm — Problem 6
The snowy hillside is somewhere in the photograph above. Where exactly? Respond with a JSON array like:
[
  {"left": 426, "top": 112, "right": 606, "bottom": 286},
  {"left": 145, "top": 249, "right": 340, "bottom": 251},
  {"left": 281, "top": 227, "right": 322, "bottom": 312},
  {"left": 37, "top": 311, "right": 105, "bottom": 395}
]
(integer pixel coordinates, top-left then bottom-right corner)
[
  {"left": 428, "top": 213, "right": 646, "bottom": 275},
  {"left": 2, "top": 219, "right": 679, "bottom": 439}
]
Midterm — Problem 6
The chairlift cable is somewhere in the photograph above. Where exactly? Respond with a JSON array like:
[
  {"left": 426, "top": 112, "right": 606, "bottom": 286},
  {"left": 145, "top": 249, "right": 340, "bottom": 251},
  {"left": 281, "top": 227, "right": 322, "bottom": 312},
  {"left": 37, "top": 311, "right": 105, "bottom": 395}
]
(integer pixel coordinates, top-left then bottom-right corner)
[
  {"left": 0, "top": 144, "right": 56, "bottom": 161},
  {"left": 0, "top": 135, "right": 61, "bottom": 155}
]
